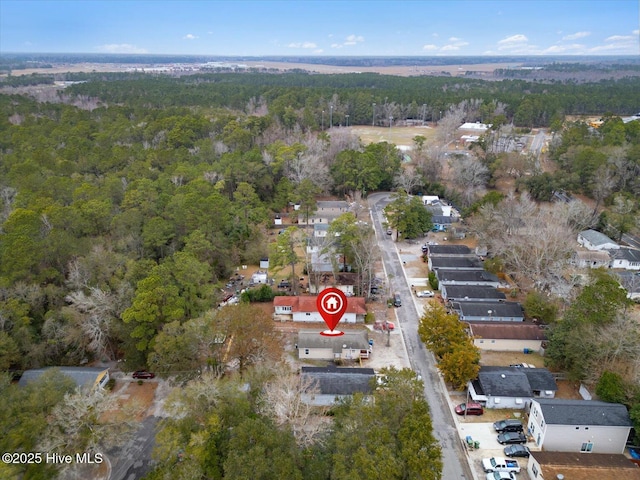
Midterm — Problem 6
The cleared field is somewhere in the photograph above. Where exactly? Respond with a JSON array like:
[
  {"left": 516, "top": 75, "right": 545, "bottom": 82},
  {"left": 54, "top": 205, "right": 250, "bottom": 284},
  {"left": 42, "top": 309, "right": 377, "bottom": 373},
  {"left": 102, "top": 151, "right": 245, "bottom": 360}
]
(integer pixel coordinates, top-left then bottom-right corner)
[{"left": 350, "top": 125, "right": 437, "bottom": 148}]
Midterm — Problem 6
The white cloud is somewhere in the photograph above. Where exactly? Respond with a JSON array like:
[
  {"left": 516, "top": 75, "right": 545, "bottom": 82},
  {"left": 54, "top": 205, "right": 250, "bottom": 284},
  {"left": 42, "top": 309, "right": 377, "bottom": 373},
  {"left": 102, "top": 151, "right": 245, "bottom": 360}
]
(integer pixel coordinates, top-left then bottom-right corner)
[
  {"left": 331, "top": 34, "right": 364, "bottom": 48},
  {"left": 448, "top": 37, "right": 462, "bottom": 42},
  {"left": 589, "top": 30, "right": 640, "bottom": 54},
  {"left": 313, "top": 49, "right": 324, "bottom": 54},
  {"left": 96, "top": 43, "right": 148, "bottom": 54},
  {"left": 422, "top": 36, "right": 468, "bottom": 53},
  {"left": 183, "top": 34, "right": 198, "bottom": 40},
  {"left": 422, "top": 44, "right": 438, "bottom": 51},
  {"left": 562, "top": 31, "right": 590, "bottom": 41},
  {"left": 498, "top": 34, "right": 528, "bottom": 46},
  {"left": 287, "top": 41, "right": 318, "bottom": 49}
]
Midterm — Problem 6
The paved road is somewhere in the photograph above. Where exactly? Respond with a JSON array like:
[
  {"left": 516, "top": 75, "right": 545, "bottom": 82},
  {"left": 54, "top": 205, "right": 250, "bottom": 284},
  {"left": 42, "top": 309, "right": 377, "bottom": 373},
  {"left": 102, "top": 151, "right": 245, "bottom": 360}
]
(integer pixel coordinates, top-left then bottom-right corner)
[
  {"left": 107, "top": 416, "right": 158, "bottom": 480},
  {"left": 369, "top": 193, "right": 475, "bottom": 480}
]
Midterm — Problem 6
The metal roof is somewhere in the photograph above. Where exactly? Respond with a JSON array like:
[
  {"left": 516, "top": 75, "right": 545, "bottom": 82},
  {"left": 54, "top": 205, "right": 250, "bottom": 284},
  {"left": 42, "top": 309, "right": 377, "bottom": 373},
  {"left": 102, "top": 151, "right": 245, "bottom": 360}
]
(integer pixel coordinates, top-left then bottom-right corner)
[
  {"left": 579, "top": 229, "right": 617, "bottom": 247},
  {"left": 18, "top": 367, "right": 108, "bottom": 390},
  {"left": 453, "top": 301, "right": 523, "bottom": 318}
]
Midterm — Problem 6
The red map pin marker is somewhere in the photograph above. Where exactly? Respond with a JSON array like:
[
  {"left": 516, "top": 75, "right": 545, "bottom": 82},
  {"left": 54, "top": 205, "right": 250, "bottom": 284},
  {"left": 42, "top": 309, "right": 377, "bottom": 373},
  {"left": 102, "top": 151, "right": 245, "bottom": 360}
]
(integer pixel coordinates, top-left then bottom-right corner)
[{"left": 317, "top": 287, "right": 347, "bottom": 336}]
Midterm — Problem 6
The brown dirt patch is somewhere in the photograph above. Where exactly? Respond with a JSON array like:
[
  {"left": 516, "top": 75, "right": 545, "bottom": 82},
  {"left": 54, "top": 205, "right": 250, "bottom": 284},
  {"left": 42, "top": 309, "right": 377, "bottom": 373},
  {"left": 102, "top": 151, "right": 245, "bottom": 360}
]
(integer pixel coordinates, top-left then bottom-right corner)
[{"left": 102, "top": 380, "right": 157, "bottom": 423}]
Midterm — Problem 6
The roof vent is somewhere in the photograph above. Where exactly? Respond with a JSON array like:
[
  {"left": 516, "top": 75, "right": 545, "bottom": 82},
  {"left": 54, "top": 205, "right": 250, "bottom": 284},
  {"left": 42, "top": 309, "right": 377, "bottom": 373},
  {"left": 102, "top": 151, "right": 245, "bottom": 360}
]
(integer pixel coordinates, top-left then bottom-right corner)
[
  {"left": 557, "top": 475, "right": 565, "bottom": 480},
  {"left": 501, "top": 374, "right": 506, "bottom": 378}
]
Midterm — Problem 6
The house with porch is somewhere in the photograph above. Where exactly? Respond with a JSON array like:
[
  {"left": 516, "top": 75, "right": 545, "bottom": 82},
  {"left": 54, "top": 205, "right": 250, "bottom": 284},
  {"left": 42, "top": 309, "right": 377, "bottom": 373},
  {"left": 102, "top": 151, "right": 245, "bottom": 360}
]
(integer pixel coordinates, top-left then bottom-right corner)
[
  {"left": 467, "top": 366, "right": 557, "bottom": 409},
  {"left": 274, "top": 296, "right": 366, "bottom": 323},
  {"left": 297, "top": 329, "right": 371, "bottom": 361},
  {"left": 528, "top": 399, "right": 633, "bottom": 454}
]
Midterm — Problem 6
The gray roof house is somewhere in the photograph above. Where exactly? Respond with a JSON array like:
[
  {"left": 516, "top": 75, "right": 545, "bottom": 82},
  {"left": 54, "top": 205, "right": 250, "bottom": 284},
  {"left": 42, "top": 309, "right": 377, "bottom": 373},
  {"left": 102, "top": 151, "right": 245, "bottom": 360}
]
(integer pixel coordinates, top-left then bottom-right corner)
[
  {"left": 451, "top": 301, "right": 524, "bottom": 322},
  {"left": 297, "top": 329, "right": 371, "bottom": 361},
  {"left": 577, "top": 229, "right": 619, "bottom": 251},
  {"left": 19, "top": 366, "right": 110, "bottom": 391},
  {"left": 435, "top": 269, "right": 500, "bottom": 287},
  {"left": 298, "top": 200, "right": 349, "bottom": 225},
  {"left": 571, "top": 249, "right": 611, "bottom": 269},
  {"left": 468, "top": 366, "right": 557, "bottom": 409},
  {"left": 610, "top": 247, "right": 640, "bottom": 271},
  {"left": 428, "top": 256, "right": 483, "bottom": 271},
  {"left": 301, "top": 366, "right": 375, "bottom": 405},
  {"left": 528, "top": 399, "right": 633, "bottom": 454},
  {"left": 468, "top": 322, "right": 547, "bottom": 352},
  {"left": 441, "top": 285, "right": 506, "bottom": 302},
  {"left": 426, "top": 244, "right": 472, "bottom": 256}
]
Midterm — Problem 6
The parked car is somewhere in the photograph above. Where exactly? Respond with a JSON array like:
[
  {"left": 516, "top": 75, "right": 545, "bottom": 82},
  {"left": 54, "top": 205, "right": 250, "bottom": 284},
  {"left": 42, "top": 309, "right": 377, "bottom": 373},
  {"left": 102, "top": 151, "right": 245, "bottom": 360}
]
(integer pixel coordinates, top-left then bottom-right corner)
[
  {"left": 503, "top": 444, "right": 531, "bottom": 458},
  {"left": 497, "top": 432, "right": 527, "bottom": 445},
  {"left": 374, "top": 321, "right": 395, "bottom": 331},
  {"left": 482, "top": 456, "right": 521, "bottom": 474},
  {"left": 132, "top": 370, "right": 155, "bottom": 379},
  {"left": 493, "top": 419, "right": 524, "bottom": 433},
  {"left": 393, "top": 292, "right": 402, "bottom": 307},
  {"left": 454, "top": 402, "right": 484, "bottom": 416},
  {"left": 277, "top": 280, "right": 290, "bottom": 289},
  {"left": 485, "top": 472, "right": 515, "bottom": 480},
  {"left": 416, "top": 290, "right": 434, "bottom": 298}
]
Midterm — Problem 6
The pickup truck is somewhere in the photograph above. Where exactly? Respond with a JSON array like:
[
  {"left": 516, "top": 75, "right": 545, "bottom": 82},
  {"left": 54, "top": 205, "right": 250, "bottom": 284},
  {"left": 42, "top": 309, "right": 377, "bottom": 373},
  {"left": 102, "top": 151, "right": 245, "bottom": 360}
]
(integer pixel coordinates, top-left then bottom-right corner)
[{"left": 482, "top": 456, "right": 521, "bottom": 474}]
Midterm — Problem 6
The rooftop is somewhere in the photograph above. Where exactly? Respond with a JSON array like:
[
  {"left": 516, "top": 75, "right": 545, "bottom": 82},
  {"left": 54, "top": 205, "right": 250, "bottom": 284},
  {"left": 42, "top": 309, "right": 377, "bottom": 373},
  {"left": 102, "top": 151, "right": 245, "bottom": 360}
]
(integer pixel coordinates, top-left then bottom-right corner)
[
  {"left": 579, "top": 229, "right": 617, "bottom": 247},
  {"left": 535, "top": 399, "right": 632, "bottom": 427},
  {"left": 297, "top": 329, "right": 370, "bottom": 352},
  {"left": 436, "top": 269, "right": 500, "bottom": 283},
  {"left": 530, "top": 452, "right": 640, "bottom": 480},
  {"left": 274, "top": 296, "right": 366, "bottom": 315},
  {"left": 18, "top": 366, "right": 109, "bottom": 390},
  {"left": 453, "top": 301, "right": 523, "bottom": 318},
  {"left": 612, "top": 247, "right": 640, "bottom": 263},
  {"left": 301, "top": 366, "right": 375, "bottom": 395},
  {"left": 430, "top": 257, "right": 483, "bottom": 269},
  {"left": 443, "top": 285, "right": 506, "bottom": 300},
  {"left": 427, "top": 244, "right": 472, "bottom": 255},
  {"left": 468, "top": 322, "right": 546, "bottom": 340}
]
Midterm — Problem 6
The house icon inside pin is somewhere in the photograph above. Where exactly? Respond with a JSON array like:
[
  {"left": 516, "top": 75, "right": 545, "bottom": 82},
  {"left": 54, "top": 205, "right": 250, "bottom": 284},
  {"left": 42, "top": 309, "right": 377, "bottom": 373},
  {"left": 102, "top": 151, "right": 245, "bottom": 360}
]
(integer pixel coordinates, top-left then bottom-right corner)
[{"left": 325, "top": 296, "right": 338, "bottom": 311}]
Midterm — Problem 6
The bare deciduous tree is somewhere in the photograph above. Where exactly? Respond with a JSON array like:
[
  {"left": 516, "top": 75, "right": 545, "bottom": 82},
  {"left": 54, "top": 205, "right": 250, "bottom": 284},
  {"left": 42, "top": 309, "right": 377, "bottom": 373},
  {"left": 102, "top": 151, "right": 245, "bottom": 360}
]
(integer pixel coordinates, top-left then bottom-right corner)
[
  {"left": 65, "top": 287, "right": 119, "bottom": 360},
  {"left": 469, "top": 193, "right": 576, "bottom": 290},
  {"left": 447, "top": 155, "right": 489, "bottom": 207},
  {"left": 260, "top": 368, "right": 328, "bottom": 447},
  {"left": 394, "top": 165, "right": 423, "bottom": 194}
]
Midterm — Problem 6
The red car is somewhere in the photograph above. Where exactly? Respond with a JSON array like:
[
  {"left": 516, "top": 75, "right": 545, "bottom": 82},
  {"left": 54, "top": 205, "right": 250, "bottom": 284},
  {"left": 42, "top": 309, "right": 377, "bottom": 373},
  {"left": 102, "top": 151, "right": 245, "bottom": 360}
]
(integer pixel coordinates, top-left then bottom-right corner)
[
  {"left": 132, "top": 370, "right": 155, "bottom": 379},
  {"left": 454, "top": 402, "right": 484, "bottom": 416}
]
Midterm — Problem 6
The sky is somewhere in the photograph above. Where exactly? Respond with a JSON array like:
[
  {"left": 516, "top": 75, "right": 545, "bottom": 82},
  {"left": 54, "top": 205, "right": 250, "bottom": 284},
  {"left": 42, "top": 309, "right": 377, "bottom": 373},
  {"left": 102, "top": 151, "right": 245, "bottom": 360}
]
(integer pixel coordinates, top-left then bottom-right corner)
[{"left": 1, "top": 0, "right": 639, "bottom": 57}]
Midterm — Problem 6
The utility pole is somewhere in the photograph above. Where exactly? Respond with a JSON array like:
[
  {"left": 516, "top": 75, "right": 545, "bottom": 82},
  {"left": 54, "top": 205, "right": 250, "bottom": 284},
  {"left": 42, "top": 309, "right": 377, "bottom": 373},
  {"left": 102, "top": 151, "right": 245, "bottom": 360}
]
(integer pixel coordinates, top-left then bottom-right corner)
[{"left": 372, "top": 103, "right": 376, "bottom": 126}]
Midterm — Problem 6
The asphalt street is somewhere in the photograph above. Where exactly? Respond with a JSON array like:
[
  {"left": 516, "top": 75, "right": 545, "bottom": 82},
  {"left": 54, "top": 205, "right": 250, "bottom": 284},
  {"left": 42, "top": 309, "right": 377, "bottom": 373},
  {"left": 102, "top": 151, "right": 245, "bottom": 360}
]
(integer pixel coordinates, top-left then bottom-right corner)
[
  {"left": 369, "top": 192, "right": 475, "bottom": 480},
  {"left": 107, "top": 416, "right": 159, "bottom": 480}
]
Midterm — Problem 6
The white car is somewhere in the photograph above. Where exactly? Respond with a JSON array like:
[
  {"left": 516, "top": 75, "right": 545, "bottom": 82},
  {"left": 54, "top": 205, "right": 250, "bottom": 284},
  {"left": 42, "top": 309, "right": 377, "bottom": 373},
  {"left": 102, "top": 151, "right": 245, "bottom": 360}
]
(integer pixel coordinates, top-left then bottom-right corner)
[
  {"left": 486, "top": 472, "right": 515, "bottom": 480},
  {"left": 415, "top": 290, "right": 434, "bottom": 298}
]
